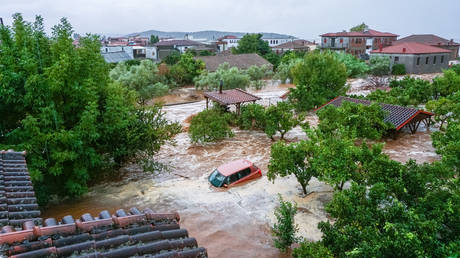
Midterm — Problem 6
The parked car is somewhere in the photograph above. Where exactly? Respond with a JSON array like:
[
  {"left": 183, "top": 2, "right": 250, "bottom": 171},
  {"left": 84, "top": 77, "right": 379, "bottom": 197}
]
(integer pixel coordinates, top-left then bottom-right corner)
[{"left": 208, "top": 159, "right": 262, "bottom": 188}]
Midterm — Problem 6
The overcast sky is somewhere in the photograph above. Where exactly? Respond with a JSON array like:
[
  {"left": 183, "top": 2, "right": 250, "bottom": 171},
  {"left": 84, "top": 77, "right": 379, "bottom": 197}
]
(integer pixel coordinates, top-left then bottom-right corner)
[{"left": 1, "top": 0, "right": 459, "bottom": 40}]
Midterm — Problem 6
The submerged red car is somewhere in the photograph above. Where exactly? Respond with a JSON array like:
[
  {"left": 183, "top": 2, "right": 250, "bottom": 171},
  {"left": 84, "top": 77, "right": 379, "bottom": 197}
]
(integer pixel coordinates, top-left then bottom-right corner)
[{"left": 208, "top": 159, "right": 262, "bottom": 188}]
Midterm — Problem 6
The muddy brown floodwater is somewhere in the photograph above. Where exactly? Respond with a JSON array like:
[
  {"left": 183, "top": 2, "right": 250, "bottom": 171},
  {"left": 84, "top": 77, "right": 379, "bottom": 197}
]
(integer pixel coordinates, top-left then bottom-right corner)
[{"left": 42, "top": 82, "right": 440, "bottom": 258}]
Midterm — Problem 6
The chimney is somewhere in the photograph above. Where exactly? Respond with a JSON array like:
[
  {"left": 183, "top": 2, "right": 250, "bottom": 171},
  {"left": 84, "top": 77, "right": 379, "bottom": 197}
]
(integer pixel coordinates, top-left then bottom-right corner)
[
  {"left": 219, "top": 80, "right": 223, "bottom": 94},
  {"left": 403, "top": 47, "right": 406, "bottom": 53}
]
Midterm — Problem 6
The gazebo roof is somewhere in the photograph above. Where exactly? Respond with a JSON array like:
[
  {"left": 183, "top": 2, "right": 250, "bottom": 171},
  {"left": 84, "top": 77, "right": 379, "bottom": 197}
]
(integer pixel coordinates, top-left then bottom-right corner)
[
  {"left": 204, "top": 88, "right": 260, "bottom": 105},
  {"left": 316, "top": 96, "right": 433, "bottom": 131}
]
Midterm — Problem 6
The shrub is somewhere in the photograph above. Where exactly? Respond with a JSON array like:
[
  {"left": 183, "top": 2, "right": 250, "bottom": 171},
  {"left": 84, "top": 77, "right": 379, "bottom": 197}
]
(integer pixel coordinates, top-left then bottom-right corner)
[
  {"left": 391, "top": 63, "right": 406, "bottom": 75},
  {"left": 188, "top": 109, "right": 234, "bottom": 143},
  {"left": 369, "top": 56, "right": 391, "bottom": 76},
  {"left": 238, "top": 103, "right": 266, "bottom": 130},
  {"left": 272, "top": 195, "right": 298, "bottom": 252},
  {"left": 169, "top": 53, "right": 205, "bottom": 86},
  {"left": 194, "top": 63, "right": 251, "bottom": 90},
  {"left": 292, "top": 241, "right": 333, "bottom": 258},
  {"left": 335, "top": 52, "right": 370, "bottom": 77}
]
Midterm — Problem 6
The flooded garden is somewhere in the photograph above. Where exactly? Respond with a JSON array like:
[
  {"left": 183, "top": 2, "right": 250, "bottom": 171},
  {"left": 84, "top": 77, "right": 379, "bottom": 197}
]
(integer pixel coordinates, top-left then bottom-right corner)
[{"left": 42, "top": 80, "right": 440, "bottom": 258}]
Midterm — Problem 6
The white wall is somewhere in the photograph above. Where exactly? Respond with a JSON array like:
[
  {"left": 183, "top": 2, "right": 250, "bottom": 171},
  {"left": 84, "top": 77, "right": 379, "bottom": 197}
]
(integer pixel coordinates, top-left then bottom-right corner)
[{"left": 100, "top": 46, "right": 134, "bottom": 59}]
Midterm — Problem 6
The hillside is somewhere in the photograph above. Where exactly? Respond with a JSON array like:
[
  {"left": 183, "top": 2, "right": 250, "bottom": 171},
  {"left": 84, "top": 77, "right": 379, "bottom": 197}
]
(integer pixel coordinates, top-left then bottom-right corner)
[{"left": 126, "top": 30, "right": 296, "bottom": 40}]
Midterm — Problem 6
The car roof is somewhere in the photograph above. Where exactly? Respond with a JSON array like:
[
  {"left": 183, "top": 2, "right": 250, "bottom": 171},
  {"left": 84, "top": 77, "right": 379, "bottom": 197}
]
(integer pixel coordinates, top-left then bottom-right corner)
[{"left": 217, "top": 159, "right": 253, "bottom": 176}]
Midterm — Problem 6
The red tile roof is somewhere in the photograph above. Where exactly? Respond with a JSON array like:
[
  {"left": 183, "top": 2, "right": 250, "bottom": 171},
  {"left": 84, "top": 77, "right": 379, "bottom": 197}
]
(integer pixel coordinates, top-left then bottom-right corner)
[
  {"left": 321, "top": 29, "right": 398, "bottom": 38},
  {"left": 272, "top": 39, "right": 315, "bottom": 49},
  {"left": 394, "top": 34, "right": 460, "bottom": 46},
  {"left": 316, "top": 96, "right": 433, "bottom": 131},
  {"left": 204, "top": 88, "right": 261, "bottom": 105},
  {"left": 0, "top": 207, "right": 207, "bottom": 257},
  {"left": 0, "top": 151, "right": 208, "bottom": 257},
  {"left": 371, "top": 42, "right": 451, "bottom": 54},
  {"left": 197, "top": 53, "right": 272, "bottom": 72},
  {"left": 154, "top": 40, "right": 204, "bottom": 47},
  {"left": 0, "top": 151, "right": 42, "bottom": 228}
]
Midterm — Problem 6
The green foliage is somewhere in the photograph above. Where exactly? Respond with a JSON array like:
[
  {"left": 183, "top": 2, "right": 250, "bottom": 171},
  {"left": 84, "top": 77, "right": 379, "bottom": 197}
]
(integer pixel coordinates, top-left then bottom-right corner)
[
  {"left": 198, "top": 50, "right": 214, "bottom": 56},
  {"left": 264, "top": 102, "right": 303, "bottom": 140},
  {"left": 194, "top": 63, "right": 250, "bottom": 90},
  {"left": 0, "top": 15, "right": 180, "bottom": 203},
  {"left": 274, "top": 57, "right": 303, "bottom": 84},
  {"left": 292, "top": 241, "right": 333, "bottom": 258},
  {"left": 246, "top": 64, "right": 273, "bottom": 89},
  {"left": 162, "top": 51, "right": 181, "bottom": 65},
  {"left": 369, "top": 56, "right": 391, "bottom": 76},
  {"left": 350, "top": 22, "right": 369, "bottom": 32},
  {"left": 289, "top": 51, "right": 348, "bottom": 111},
  {"left": 169, "top": 53, "right": 205, "bottom": 85},
  {"left": 263, "top": 51, "right": 281, "bottom": 68},
  {"left": 426, "top": 93, "right": 460, "bottom": 130},
  {"left": 268, "top": 140, "right": 317, "bottom": 194},
  {"left": 110, "top": 60, "right": 169, "bottom": 105},
  {"left": 335, "top": 52, "right": 370, "bottom": 77},
  {"left": 366, "top": 76, "right": 434, "bottom": 106},
  {"left": 232, "top": 33, "right": 271, "bottom": 56},
  {"left": 432, "top": 121, "right": 460, "bottom": 174},
  {"left": 149, "top": 35, "right": 159, "bottom": 45},
  {"left": 272, "top": 195, "right": 298, "bottom": 252},
  {"left": 391, "top": 63, "right": 406, "bottom": 75},
  {"left": 317, "top": 102, "right": 393, "bottom": 140},
  {"left": 238, "top": 103, "right": 266, "bottom": 130},
  {"left": 188, "top": 109, "right": 234, "bottom": 144}
]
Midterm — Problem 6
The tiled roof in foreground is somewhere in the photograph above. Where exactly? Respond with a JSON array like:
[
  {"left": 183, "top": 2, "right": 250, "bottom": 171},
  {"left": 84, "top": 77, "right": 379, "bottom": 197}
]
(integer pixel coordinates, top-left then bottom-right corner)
[
  {"left": 317, "top": 96, "right": 434, "bottom": 131},
  {"left": 0, "top": 151, "right": 42, "bottom": 228},
  {"left": 0, "top": 151, "right": 207, "bottom": 257}
]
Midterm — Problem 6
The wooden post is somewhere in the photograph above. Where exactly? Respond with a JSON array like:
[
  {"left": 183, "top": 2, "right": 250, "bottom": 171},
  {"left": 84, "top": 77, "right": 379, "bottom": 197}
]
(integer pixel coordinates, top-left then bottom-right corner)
[
  {"left": 206, "top": 97, "right": 208, "bottom": 109},
  {"left": 236, "top": 103, "right": 241, "bottom": 115}
]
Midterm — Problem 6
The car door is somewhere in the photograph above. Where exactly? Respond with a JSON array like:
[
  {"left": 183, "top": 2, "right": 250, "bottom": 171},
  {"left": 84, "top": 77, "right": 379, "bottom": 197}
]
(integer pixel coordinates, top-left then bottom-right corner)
[{"left": 230, "top": 167, "right": 251, "bottom": 185}]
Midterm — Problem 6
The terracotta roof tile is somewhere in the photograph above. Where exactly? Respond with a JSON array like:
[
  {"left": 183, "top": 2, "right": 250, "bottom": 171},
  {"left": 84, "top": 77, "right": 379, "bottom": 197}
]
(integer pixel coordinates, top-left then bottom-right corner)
[
  {"left": 197, "top": 53, "right": 272, "bottom": 72},
  {"left": 272, "top": 40, "right": 315, "bottom": 49},
  {"left": 204, "top": 88, "right": 261, "bottom": 105},
  {"left": 154, "top": 40, "right": 204, "bottom": 47},
  {"left": 371, "top": 42, "right": 451, "bottom": 54},
  {"left": 321, "top": 29, "right": 398, "bottom": 38},
  {"left": 394, "top": 34, "right": 460, "bottom": 46}
]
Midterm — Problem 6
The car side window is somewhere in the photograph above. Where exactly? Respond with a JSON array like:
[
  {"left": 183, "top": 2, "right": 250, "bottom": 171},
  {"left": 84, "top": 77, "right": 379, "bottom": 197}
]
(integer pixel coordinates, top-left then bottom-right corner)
[
  {"left": 238, "top": 168, "right": 251, "bottom": 179},
  {"left": 228, "top": 173, "right": 239, "bottom": 184}
]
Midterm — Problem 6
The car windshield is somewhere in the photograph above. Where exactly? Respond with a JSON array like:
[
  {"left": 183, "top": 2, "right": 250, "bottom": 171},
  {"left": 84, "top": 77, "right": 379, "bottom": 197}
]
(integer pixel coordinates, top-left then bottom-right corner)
[{"left": 209, "top": 169, "right": 226, "bottom": 187}]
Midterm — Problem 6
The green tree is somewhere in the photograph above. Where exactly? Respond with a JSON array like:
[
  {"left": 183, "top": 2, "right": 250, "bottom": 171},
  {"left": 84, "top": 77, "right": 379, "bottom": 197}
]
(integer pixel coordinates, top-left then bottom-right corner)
[
  {"left": 169, "top": 52, "right": 205, "bottom": 85},
  {"left": 194, "top": 63, "right": 250, "bottom": 90},
  {"left": 162, "top": 51, "right": 181, "bottom": 65},
  {"left": 232, "top": 33, "right": 271, "bottom": 56},
  {"left": 246, "top": 64, "right": 273, "bottom": 89},
  {"left": 391, "top": 63, "right": 406, "bottom": 75},
  {"left": 289, "top": 51, "right": 348, "bottom": 111},
  {"left": 0, "top": 14, "right": 180, "bottom": 204},
  {"left": 292, "top": 241, "right": 333, "bottom": 258},
  {"left": 350, "top": 22, "right": 369, "bottom": 32},
  {"left": 272, "top": 195, "right": 298, "bottom": 252},
  {"left": 268, "top": 140, "right": 317, "bottom": 195},
  {"left": 188, "top": 109, "right": 234, "bottom": 143},
  {"left": 426, "top": 95, "right": 460, "bottom": 130},
  {"left": 264, "top": 102, "right": 303, "bottom": 140},
  {"left": 264, "top": 51, "right": 281, "bottom": 68},
  {"left": 110, "top": 59, "right": 169, "bottom": 106},
  {"left": 149, "top": 35, "right": 159, "bottom": 45},
  {"left": 432, "top": 121, "right": 460, "bottom": 174},
  {"left": 274, "top": 57, "right": 303, "bottom": 84},
  {"left": 317, "top": 102, "right": 393, "bottom": 140},
  {"left": 369, "top": 56, "right": 391, "bottom": 76},
  {"left": 335, "top": 52, "right": 370, "bottom": 77},
  {"left": 238, "top": 103, "right": 266, "bottom": 130}
]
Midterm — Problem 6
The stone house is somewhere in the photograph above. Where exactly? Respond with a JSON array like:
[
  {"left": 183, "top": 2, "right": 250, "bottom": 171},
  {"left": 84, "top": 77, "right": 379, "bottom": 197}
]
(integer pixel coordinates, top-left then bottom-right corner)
[
  {"left": 370, "top": 42, "right": 451, "bottom": 74},
  {"left": 393, "top": 34, "right": 459, "bottom": 60}
]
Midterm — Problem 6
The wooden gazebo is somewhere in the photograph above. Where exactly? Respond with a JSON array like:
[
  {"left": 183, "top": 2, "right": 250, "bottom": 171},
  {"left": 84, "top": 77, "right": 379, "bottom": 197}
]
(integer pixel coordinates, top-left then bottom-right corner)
[{"left": 204, "top": 88, "right": 261, "bottom": 115}]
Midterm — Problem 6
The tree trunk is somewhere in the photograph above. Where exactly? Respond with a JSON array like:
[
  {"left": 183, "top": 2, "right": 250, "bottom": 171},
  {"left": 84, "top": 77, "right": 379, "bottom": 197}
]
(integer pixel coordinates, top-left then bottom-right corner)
[
  {"left": 300, "top": 182, "right": 307, "bottom": 195},
  {"left": 338, "top": 181, "right": 345, "bottom": 191}
]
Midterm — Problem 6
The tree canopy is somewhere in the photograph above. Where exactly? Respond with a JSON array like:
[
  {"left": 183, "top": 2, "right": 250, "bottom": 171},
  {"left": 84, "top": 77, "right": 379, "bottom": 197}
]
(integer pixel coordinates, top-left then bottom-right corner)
[
  {"left": 0, "top": 14, "right": 180, "bottom": 204},
  {"left": 350, "top": 22, "right": 369, "bottom": 32},
  {"left": 232, "top": 33, "right": 271, "bottom": 56}
]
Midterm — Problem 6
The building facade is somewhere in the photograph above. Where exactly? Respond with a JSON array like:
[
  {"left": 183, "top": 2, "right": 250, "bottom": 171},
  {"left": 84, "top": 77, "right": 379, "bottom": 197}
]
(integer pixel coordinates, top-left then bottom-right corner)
[
  {"left": 320, "top": 29, "right": 397, "bottom": 58},
  {"left": 370, "top": 42, "right": 450, "bottom": 74},
  {"left": 393, "top": 34, "right": 460, "bottom": 60}
]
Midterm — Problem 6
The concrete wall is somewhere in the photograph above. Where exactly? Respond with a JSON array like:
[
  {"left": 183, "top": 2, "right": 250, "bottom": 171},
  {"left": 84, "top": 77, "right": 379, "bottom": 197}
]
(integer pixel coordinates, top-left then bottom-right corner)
[
  {"left": 321, "top": 36, "right": 350, "bottom": 49},
  {"left": 371, "top": 52, "right": 450, "bottom": 74}
]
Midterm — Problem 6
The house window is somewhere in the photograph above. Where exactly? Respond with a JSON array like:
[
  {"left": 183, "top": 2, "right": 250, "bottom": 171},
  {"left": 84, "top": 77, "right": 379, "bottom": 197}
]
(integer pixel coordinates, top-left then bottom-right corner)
[
  {"left": 426, "top": 57, "right": 429, "bottom": 64},
  {"left": 394, "top": 56, "right": 399, "bottom": 63},
  {"left": 416, "top": 57, "right": 420, "bottom": 65},
  {"left": 340, "top": 38, "right": 343, "bottom": 43},
  {"left": 433, "top": 56, "right": 437, "bottom": 64},
  {"left": 441, "top": 56, "right": 444, "bottom": 63},
  {"left": 324, "top": 38, "right": 327, "bottom": 43}
]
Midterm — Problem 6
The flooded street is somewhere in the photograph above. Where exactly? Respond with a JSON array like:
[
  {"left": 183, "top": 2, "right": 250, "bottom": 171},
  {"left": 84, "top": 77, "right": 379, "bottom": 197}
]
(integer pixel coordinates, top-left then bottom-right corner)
[{"left": 42, "top": 82, "right": 439, "bottom": 258}]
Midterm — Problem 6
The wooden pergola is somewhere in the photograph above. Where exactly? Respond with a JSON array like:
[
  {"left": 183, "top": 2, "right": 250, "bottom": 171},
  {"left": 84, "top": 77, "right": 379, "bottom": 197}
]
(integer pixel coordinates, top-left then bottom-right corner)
[{"left": 204, "top": 88, "right": 261, "bottom": 115}]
